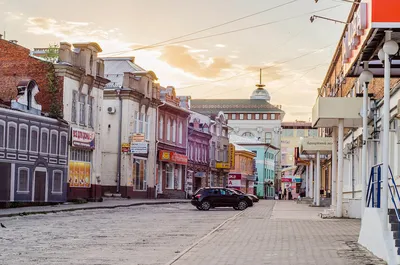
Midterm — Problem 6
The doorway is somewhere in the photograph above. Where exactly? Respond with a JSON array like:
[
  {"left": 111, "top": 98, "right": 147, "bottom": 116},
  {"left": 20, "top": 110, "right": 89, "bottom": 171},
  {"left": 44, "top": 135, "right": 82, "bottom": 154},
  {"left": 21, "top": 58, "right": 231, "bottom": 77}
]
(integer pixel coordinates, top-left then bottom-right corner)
[
  {"left": 33, "top": 170, "right": 47, "bottom": 202},
  {"left": 0, "top": 163, "right": 11, "bottom": 201},
  {"left": 194, "top": 177, "right": 202, "bottom": 192}
]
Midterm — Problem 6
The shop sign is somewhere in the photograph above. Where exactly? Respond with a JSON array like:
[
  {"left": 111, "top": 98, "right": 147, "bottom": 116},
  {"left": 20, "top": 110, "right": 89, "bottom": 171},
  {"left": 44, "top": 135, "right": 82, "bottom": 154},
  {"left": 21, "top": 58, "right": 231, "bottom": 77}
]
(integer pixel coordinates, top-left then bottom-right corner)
[
  {"left": 159, "top": 151, "right": 188, "bottom": 165},
  {"left": 301, "top": 137, "right": 333, "bottom": 152},
  {"left": 228, "top": 174, "right": 241, "bottom": 187},
  {"left": 281, "top": 177, "right": 292, "bottom": 183},
  {"left": 72, "top": 128, "right": 95, "bottom": 150},
  {"left": 121, "top": 143, "right": 130, "bottom": 153},
  {"left": 194, "top": 172, "right": 206, "bottom": 178},
  {"left": 131, "top": 142, "right": 148, "bottom": 154},
  {"left": 229, "top": 144, "right": 235, "bottom": 168},
  {"left": 68, "top": 161, "right": 91, "bottom": 188},
  {"left": 370, "top": 0, "right": 400, "bottom": 28},
  {"left": 292, "top": 176, "right": 302, "bottom": 183},
  {"left": 131, "top": 133, "right": 145, "bottom": 142},
  {"left": 216, "top": 162, "right": 230, "bottom": 169}
]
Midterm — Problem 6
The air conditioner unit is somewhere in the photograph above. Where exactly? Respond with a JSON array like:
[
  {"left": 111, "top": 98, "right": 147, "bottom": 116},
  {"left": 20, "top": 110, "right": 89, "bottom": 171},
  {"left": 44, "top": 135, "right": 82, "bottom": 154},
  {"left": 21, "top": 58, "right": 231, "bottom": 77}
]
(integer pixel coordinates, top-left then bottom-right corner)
[{"left": 107, "top": 106, "right": 116, "bottom": 114}]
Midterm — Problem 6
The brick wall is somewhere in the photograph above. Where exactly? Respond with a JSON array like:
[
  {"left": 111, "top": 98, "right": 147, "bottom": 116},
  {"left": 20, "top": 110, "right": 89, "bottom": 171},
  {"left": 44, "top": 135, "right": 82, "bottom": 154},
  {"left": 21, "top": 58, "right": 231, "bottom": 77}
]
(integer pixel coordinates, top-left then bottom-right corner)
[{"left": 0, "top": 39, "right": 64, "bottom": 113}]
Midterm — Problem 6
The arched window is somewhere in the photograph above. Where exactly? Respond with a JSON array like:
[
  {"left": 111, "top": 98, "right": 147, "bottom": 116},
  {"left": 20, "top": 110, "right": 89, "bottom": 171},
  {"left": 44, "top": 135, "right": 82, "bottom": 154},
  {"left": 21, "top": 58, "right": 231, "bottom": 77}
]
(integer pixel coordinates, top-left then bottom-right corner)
[
  {"left": 167, "top": 119, "right": 171, "bottom": 141},
  {"left": 159, "top": 116, "right": 164, "bottom": 139},
  {"left": 19, "top": 124, "right": 28, "bottom": 151},
  {"left": 178, "top": 122, "right": 183, "bottom": 144},
  {"left": 8, "top": 122, "right": 17, "bottom": 150},
  {"left": 242, "top": 132, "right": 255, "bottom": 138},
  {"left": 172, "top": 120, "right": 176, "bottom": 142}
]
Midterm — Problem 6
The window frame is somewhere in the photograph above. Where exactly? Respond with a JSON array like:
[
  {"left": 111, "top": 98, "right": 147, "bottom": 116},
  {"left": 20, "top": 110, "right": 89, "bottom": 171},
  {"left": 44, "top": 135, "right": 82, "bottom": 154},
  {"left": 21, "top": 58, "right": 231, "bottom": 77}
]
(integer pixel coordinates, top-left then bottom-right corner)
[
  {"left": 165, "top": 163, "right": 174, "bottom": 189},
  {"left": 18, "top": 124, "right": 29, "bottom": 152},
  {"left": 247, "top": 114, "right": 252, "bottom": 120},
  {"left": 263, "top": 114, "right": 268, "bottom": 120},
  {"left": 71, "top": 90, "right": 78, "bottom": 123},
  {"left": 178, "top": 121, "right": 183, "bottom": 144},
  {"left": 255, "top": 114, "right": 260, "bottom": 120},
  {"left": 239, "top": 114, "right": 244, "bottom": 120},
  {"left": 40, "top": 128, "right": 49, "bottom": 154},
  {"left": 132, "top": 158, "right": 147, "bottom": 191},
  {"left": 52, "top": 170, "right": 63, "bottom": 194},
  {"left": 172, "top": 119, "right": 176, "bottom": 142},
  {"left": 50, "top": 130, "right": 58, "bottom": 155},
  {"left": 231, "top": 114, "right": 236, "bottom": 120},
  {"left": 30, "top": 126, "right": 39, "bottom": 153},
  {"left": 59, "top": 132, "right": 68, "bottom": 157},
  {"left": 0, "top": 120, "right": 5, "bottom": 149},
  {"left": 87, "top": 96, "right": 94, "bottom": 128},
  {"left": 17, "top": 167, "right": 30, "bottom": 193},
  {"left": 79, "top": 93, "right": 86, "bottom": 126},
  {"left": 271, "top": 114, "right": 276, "bottom": 120},
  {"left": 159, "top": 115, "right": 164, "bottom": 140},
  {"left": 167, "top": 118, "right": 171, "bottom": 141},
  {"left": 7, "top": 122, "right": 17, "bottom": 150}
]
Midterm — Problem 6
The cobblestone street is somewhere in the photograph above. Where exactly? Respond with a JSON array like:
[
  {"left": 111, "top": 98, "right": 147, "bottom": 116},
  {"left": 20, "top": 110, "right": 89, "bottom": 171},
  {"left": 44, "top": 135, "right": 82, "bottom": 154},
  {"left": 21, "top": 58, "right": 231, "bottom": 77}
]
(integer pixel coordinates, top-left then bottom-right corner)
[{"left": 0, "top": 201, "right": 385, "bottom": 265}]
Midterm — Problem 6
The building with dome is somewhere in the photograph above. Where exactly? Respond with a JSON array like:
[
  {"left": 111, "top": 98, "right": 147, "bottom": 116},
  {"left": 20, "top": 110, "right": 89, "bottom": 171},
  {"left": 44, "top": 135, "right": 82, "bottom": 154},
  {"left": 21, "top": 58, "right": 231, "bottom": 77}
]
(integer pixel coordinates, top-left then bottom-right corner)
[{"left": 190, "top": 71, "right": 285, "bottom": 196}]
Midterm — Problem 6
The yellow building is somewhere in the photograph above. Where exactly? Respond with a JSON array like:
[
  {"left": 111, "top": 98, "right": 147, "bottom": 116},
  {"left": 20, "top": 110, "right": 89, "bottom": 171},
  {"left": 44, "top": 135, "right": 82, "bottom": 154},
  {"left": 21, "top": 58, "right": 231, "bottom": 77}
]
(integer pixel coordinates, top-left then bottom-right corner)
[{"left": 228, "top": 143, "right": 256, "bottom": 194}]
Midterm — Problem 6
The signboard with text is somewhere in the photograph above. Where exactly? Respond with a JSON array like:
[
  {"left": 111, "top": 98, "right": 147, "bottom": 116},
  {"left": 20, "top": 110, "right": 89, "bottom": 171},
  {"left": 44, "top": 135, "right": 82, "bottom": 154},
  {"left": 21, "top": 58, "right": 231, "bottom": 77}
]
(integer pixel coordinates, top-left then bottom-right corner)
[
  {"left": 159, "top": 150, "right": 188, "bottom": 165},
  {"left": 131, "top": 142, "right": 148, "bottom": 154},
  {"left": 229, "top": 144, "right": 235, "bottom": 169},
  {"left": 72, "top": 128, "right": 95, "bottom": 150},
  {"left": 228, "top": 174, "right": 241, "bottom": 188}
]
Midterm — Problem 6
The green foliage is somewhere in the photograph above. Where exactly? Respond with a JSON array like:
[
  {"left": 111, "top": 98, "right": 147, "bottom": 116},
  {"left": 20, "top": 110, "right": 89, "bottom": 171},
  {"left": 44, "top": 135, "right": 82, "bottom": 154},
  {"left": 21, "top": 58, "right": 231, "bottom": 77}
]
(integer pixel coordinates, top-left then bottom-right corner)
[
  {"left": 47, "top": 66, "right": 62, "bottom": 119},
  {"left": 44, "top": 43, "right": 59, "bottom": 63}
]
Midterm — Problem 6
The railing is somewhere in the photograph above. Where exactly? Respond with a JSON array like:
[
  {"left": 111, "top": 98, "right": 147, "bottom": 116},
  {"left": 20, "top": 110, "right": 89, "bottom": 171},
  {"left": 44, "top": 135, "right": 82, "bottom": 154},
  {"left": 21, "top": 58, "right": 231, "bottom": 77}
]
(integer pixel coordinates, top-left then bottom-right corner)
[{"left": 366, "top": 163, "right": 400, "bottom": 221}]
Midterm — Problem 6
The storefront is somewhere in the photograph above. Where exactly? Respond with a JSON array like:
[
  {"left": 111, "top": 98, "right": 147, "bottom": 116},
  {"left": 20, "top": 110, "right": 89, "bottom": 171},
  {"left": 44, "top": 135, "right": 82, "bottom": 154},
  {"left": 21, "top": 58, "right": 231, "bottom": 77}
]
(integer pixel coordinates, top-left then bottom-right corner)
[
  {"left": 227, "top": 173, "right": 255, "bottom": 194},
  {"left": 158, "top": 150, "right": 188, "bottom": 199},
  {"left": 68, "top": 128, "right": 96, "bottom": 200}
]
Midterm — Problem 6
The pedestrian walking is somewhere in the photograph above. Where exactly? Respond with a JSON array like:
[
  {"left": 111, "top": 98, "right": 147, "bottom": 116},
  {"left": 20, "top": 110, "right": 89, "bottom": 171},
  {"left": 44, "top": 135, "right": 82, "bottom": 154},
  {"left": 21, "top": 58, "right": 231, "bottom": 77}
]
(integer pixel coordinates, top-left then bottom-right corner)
[
  {"left": 288, "top": 186, "right": 292, "bottom": 200},
  {"left": 283, "top": 188, "right": 287, "bottom": 200},
  {"left": 278, "top": 187, "right": 282, "bottom": 200}
]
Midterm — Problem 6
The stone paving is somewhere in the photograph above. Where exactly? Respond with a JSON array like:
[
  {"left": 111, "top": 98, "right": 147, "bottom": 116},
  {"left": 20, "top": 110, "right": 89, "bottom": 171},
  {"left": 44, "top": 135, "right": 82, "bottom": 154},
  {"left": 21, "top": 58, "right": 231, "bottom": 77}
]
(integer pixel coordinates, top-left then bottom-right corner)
[
  {"left": 0, "top": 200, "right": 385, "bottom": 265},
  {"left": 171, "top": 201, "right": 386, "bottom": 265}
]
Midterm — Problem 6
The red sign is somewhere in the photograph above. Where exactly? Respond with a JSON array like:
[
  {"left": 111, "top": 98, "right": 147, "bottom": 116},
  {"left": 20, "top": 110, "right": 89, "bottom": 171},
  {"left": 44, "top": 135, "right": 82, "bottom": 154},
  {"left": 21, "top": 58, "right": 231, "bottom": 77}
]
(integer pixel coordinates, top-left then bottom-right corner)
[
  {"left": 228, "top": 174, "right": 241, "bottom": 188},
  {"left": 370, "top": 0, "right": 400, "bottom": 28},
  {"left": 228, "top": 174, "right": 242, "bottom": 180},
  {"left": 159, "top": 151, "right": 188, "bottom": 165},
  {"left": 281, "top": 178, "right": 292, "bottom": 183},
  {"left": 72, "top": 128, "right": 95, "bottom": 150}
]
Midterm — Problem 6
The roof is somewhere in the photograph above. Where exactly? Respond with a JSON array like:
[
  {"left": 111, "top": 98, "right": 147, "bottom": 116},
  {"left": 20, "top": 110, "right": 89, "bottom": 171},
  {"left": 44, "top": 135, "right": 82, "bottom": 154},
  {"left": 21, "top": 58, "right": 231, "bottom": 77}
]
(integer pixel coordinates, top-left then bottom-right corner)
[
  {"left": 190, "top": 99, "right": 284, "bottom": 115},
  {"left": 232, "top": 143, "right": 253, "bottom": 154},
  {"left": 189, "top": 110, "right": 210, "bottom": 124},
  {"left": 103, "top": 57, "right": 146, "bottom": 87}
]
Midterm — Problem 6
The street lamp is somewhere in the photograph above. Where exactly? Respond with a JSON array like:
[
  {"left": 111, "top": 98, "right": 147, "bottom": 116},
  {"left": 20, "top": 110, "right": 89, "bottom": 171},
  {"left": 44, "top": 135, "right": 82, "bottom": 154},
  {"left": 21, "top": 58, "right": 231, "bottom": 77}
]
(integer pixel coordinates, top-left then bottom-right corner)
[
  {"left": 359, "top": 68, "right": 373, "bottom": 218},
  {"left": 383, "top": 40, "right": 399, "bottom": 57},
  {"left": 314, "top": 0, "right": 359, "bottom": 4}
]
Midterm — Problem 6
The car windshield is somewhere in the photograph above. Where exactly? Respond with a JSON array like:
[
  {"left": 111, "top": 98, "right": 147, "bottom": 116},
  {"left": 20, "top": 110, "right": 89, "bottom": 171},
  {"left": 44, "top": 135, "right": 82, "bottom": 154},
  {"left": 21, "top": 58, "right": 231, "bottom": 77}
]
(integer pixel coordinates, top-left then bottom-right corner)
[{"left": 194, "top": 188, "right": 204, "bottom": 195}]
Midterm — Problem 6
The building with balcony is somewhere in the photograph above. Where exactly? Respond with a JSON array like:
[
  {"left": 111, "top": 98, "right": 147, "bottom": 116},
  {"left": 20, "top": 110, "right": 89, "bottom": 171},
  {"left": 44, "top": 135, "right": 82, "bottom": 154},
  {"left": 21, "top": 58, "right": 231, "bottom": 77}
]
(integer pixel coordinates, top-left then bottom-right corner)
[{"left": 101, "top": 57, "right": 160, "bottom": 198}]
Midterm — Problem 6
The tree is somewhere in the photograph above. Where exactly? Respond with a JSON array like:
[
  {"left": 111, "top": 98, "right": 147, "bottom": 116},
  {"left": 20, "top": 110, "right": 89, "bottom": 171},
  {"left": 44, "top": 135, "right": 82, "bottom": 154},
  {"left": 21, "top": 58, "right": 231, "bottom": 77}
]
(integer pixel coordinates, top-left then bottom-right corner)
[{"left": 44, "top": 44, "right": 59, "bottom": 63}]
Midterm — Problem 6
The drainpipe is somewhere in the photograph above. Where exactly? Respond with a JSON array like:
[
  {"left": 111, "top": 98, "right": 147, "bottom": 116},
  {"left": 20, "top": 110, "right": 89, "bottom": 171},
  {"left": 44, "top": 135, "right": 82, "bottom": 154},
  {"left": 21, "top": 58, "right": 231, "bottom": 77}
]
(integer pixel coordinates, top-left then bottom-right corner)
[
  {"left": 316, "top": 151, "right": 321, "bottom": 206},
  {"left": 155, "top": 101, "right": 166, "bottom": 199},
  {"left": 185, "top": 114, "right": 190, "bottom": 199},
  {"left": 332, "top": 127, "right": 338, "bottom": 210},
  {"left": 263, "top": 145, "right": 270, "bottom": 198},
  {"left": 337, "top": 118, "right": 344, "bottom": 217},
  {"left": 116, "top": 87, "right": 123, "bottom": 194},
  {"left": 351, "top": 130, "right": 355, "bottom": 199}
]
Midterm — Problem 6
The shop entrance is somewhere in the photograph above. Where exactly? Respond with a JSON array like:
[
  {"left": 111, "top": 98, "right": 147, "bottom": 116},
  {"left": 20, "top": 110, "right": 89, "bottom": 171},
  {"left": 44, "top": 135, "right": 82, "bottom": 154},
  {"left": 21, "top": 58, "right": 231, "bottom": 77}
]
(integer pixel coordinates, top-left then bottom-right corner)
[
  {"left": 34, "top": 169, "right": 47, "bottom": 202},
  {"left": 194, "top": 177, "right": 202, "bottom": 193}
]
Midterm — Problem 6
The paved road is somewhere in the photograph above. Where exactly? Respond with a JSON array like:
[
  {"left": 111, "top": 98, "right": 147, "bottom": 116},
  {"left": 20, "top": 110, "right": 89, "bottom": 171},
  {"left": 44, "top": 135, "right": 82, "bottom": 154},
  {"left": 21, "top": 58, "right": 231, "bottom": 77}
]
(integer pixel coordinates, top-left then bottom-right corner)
[{"left": 0, "top": 201, "right": 384, "bottom": 265}]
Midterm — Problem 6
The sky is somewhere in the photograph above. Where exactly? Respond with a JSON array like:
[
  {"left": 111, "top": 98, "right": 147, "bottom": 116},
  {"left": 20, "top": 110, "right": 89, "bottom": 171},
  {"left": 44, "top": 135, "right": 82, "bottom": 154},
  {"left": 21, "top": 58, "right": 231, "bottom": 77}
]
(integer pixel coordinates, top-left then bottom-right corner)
[{"left": 0, "top": 0, "right": 353, "bottom": 121}]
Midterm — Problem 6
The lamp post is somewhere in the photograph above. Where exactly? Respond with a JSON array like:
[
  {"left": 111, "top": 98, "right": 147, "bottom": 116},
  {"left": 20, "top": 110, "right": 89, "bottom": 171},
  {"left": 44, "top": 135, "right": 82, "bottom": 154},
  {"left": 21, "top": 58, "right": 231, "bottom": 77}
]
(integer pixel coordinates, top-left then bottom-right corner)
[
  {"left": 380, "top": 31, "right": 399, "bottom": 228},
  {"left": 359, "top": 68, "right": 373, "bottom": 218}
]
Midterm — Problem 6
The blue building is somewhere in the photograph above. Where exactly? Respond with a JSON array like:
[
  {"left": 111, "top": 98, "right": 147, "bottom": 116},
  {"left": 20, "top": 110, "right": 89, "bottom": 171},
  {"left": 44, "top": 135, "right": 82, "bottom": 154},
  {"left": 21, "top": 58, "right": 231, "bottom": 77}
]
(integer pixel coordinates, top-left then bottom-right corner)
[{"left": 229, "top": 134, "right": 279, "bottom": 199}]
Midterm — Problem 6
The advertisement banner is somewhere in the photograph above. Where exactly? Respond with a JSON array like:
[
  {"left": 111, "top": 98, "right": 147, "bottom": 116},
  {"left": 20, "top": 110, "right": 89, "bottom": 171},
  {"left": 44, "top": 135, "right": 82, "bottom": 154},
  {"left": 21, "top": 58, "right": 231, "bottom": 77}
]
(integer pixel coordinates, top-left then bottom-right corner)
[
  {"left": 68, "top": 161, "right": 91, "bottom": 188},
  {"left": 216, "top": 162, "right": 230, "bottom": 169},
  {"left": 131, "top": 142, "right": 148, "bottom": 154},
  {"left": 131, "top": 133, "right": 145, "bottom": 142},
  {"left": 229, "top": 144, "right": 235, "bottom": 168},
  {"left": 159, "top": 151, "right": 188, "bottom": 165},
  {"left": 121, "top": 143, "right": 130, "bottom": 153},
  {"left": 72, "top": 128, "right": 95, "bottom": 150},
  {"left": 370, "top": 0, "right": 400, "bottom": 28}
]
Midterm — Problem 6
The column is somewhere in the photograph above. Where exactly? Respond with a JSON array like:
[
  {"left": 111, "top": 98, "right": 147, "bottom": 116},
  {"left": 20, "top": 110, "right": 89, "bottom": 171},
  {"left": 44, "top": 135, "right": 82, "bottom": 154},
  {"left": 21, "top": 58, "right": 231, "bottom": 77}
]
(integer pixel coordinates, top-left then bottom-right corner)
[
  {"left": 316, "top": 151, "right": 321, "bottom": 206},
  {"left": 382, "top": 31, "right": 392, "bottom": 228},
  {"left": 310, "top": 160, "right": 314, "bottom": 199},
  {"left": 337, "top": 119, "right": 344, "bottom": 217},
  {"left": 361, "top": 81, "right": 368, "bottom": 218},
  {"left": 332, "top": 127, "right": 338, "bottom": 210},
  {"left": 305, "top": 165, "right": 309, "bottom": 197}
]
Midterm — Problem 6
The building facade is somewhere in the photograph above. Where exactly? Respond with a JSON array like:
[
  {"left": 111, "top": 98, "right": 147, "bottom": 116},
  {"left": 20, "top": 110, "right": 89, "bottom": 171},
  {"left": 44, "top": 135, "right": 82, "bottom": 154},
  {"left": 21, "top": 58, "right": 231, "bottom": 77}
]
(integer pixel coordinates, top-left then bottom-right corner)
[
  {"left": 228, "top": 143, "right": 256, "bottom": 194},
  {"left": 0, "top": 80, "right": 69, "bottom": 205},
  {"left": 157, "top": 86, "right": 190, "bottom": 199},
  {"left": 187, "top": 111, "right": 212, "bottom": 196},
  {"left": 229, "top": 134, "right": 278, "bottom": 198},
  {"left": 101, "top": 57, "right": 160, "bottom": 198}
]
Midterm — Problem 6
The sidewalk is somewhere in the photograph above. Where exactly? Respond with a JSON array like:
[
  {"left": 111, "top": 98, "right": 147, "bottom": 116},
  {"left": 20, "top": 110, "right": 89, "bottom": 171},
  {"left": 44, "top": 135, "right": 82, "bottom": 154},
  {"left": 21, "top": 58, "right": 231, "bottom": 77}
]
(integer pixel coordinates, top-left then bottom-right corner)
[{"left": 0, "top": 198, "right": 189, "bottom": 218}]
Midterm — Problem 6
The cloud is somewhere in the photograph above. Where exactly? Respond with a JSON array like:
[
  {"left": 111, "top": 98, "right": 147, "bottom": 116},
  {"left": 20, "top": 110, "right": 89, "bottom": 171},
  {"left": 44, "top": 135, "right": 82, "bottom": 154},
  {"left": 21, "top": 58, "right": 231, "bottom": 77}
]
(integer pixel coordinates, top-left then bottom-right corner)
[
  {"left": 215, "top": 44, "right": 226, "bottom": 48},
  {"left": 159, "top": 45, "right": 232, "bottom": 79},
  {"left": 4, "top": 12, "right": 23, "bottom": 20},
  {"left": 26, "top": 17, "right": 113, "bottom": 41}
]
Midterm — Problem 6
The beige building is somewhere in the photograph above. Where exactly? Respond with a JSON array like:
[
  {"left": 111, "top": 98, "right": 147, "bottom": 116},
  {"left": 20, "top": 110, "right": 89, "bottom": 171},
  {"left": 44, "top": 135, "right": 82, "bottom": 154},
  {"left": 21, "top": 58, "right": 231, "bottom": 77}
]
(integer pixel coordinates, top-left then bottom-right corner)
[{"left": 101, "top": 57, "right": 160, "bottom": 198}]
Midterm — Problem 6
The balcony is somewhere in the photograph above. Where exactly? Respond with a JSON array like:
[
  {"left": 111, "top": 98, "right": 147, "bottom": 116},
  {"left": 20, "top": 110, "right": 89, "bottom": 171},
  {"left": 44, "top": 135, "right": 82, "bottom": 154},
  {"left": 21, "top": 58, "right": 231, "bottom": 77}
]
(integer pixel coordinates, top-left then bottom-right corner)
[{"left": 312, "top": 97, "right": 363, "bottom": 128}]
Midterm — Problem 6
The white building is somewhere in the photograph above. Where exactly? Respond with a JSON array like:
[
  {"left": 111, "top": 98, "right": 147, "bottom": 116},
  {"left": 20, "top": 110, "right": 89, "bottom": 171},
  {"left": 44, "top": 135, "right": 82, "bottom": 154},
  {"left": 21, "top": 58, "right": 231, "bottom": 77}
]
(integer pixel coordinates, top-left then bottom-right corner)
[{"left": 100, "top": 57, "right": 159, "bottom": 198}]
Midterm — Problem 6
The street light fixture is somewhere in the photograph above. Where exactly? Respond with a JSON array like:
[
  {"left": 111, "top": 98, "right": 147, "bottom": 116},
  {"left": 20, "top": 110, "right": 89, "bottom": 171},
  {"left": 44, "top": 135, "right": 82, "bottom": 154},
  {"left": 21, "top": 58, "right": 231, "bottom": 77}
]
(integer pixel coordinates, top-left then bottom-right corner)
[
  {"left": 383, "top": 40, "right": 399, "bottom": 56},
  {"left": 310, "top": 15, "right": 347, "bottom": 24},
  {"left": 359, "top": 70, "right": 374, "bottom": 84},
  {"left": 314, "top": 0, "right": 359, "bottom": 4}
]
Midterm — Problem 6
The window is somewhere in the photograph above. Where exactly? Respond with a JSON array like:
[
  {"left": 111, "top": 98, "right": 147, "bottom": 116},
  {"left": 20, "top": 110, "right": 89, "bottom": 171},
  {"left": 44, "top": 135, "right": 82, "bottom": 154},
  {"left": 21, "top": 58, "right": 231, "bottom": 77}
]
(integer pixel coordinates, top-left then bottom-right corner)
[
  {"left": 72, "top": 91, "right": 78, "bottom": 123},
  {"left": 223, "top": 145, "right": 228, "bottom": 162},
  {"left": 308, "top": 129, "right": 318, "bottom": 137},
  {"left": 242, "top": 132, "right": 254, "bottom": 138},
  {"left": 282, "top": 129, "right": 294, "bottom": 137},
  {"left": 60, "top": 132, "right": 67, "bottom": 156},
  {"left": 52, "top": 171, "right": 63, "bottom": 193},
  {"left": 17, "top": 167, "right": 29, "bottom": 192},
  {"left": 263, "top": 114, "right": 268, "bottom": 120},
  {"left": 255, "top": 114, "right": 260, "bottom": 120},
  {"left": 159, "top": 116, "right": 164, "bottom": 139},
  {"left": 79, "top": 94, "right": 86, "bottom": 125},
  {"left": 265, "top": 132, "right": 272, "bottom": 144},
  {"left": 0, "top": 120, "right": 4, "bottom": 148},
  {"left": 222, "top": 129, "right": 227, "bottom": 137},
  {"left": 178, "top": 122, "right": 183, "bottom": 144},
  {"left": 88, "top": 96, "right": 94, "bottom": 128},
  {"left": 30, "top": 127, "right": 39, "bottom": 152},
  {"left": 172, "top": 120, "right": 176, "bottom": 142},
  {"left": 167, "top": 119, "right": 171, "bottom": 141},
  {"left": 70, "top": 149, "right": 91, "bottom": 162},
  {"left": 211, "top": 142, "right": 216, "bottom": 160},
  {"left": 296, "top": 129, "right": 305, "bottom": 137},
  {"left": 145, "top": 115, "right": 150, "bottom": 140},
  {"left": 19, "top": 124, "right": 28, "bottom": 151},
  {"left": 231, "top": 114, "right": 236, "bottom": 120},
  {"left": 166, "top": 163, "right": 174, "bottom": 189},
  {"left": 50, "top": 130, "right": 58, "bottom": 155},
  {"left": 247, "top": 114, "right": 252, "bottom": 120},
  {"left": 133, "top": 158, "right": 147, "bottom": 191},
  {"left": 271, "top": 114, "right": 276, "bottom": 120},
  {"left": 176, "top": 165, "right": 182, "bottom": 190},
  {"left": 7, "top": 122, "right": 17, "bottom": 150},
  {"left": 239, "top": 114, "right": 244, "bottom": 120},
  {"left": 139, "top": 113, "right": 144, "bottom": 133},
  {"left": 41, "top": 129, "right": 49, "bottom": 153}
]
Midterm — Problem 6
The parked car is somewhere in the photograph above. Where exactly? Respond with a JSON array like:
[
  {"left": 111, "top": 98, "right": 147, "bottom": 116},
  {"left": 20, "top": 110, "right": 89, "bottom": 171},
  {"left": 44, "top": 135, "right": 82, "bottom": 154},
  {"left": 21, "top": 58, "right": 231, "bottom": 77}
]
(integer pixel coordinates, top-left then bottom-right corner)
[
  {"left": 191, "top": 187, "right": 254, "bottom": 211},
  {"left": 231, "top": 189, "right": 259, "bottom": 202}
]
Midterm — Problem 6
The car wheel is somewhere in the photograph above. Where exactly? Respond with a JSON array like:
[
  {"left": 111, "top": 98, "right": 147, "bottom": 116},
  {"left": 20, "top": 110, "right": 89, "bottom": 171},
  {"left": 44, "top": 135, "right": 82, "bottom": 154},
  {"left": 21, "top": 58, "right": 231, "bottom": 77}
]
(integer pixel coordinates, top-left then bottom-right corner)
[
  {"left": 201, "top": 201, "right": 211, "bottom": 211},
  {"left": 237, "top": 200, "right": 248, "bottom": 211},
  {"left": 196, "top": 206, "right": 202, "bottom": 210}
]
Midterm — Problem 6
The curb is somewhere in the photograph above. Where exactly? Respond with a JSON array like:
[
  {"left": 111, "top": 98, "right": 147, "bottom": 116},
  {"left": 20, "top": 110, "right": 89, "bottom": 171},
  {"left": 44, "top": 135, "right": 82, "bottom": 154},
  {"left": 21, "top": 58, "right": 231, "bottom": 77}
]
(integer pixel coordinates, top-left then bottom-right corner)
[
  {"left": 165, "top": 210, "right": 245, "bottom": 265},
  {"left": 0, "top": 200, "right": 190, "bottom": 218}
]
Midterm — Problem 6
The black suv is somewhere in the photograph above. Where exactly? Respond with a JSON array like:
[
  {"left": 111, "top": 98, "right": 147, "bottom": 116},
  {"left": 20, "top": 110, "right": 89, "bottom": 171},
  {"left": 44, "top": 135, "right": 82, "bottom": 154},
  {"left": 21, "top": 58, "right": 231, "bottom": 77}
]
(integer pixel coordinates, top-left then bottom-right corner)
[{"left": 191, "top": 187, "right": 253, "bottom": 211}]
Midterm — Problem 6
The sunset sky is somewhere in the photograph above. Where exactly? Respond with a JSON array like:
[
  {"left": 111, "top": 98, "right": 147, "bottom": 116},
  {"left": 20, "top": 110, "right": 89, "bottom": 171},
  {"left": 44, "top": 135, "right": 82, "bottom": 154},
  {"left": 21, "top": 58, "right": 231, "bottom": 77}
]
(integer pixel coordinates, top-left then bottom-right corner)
[{"left": 0, "top": 0, "right": 353, "bottom": 121}]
